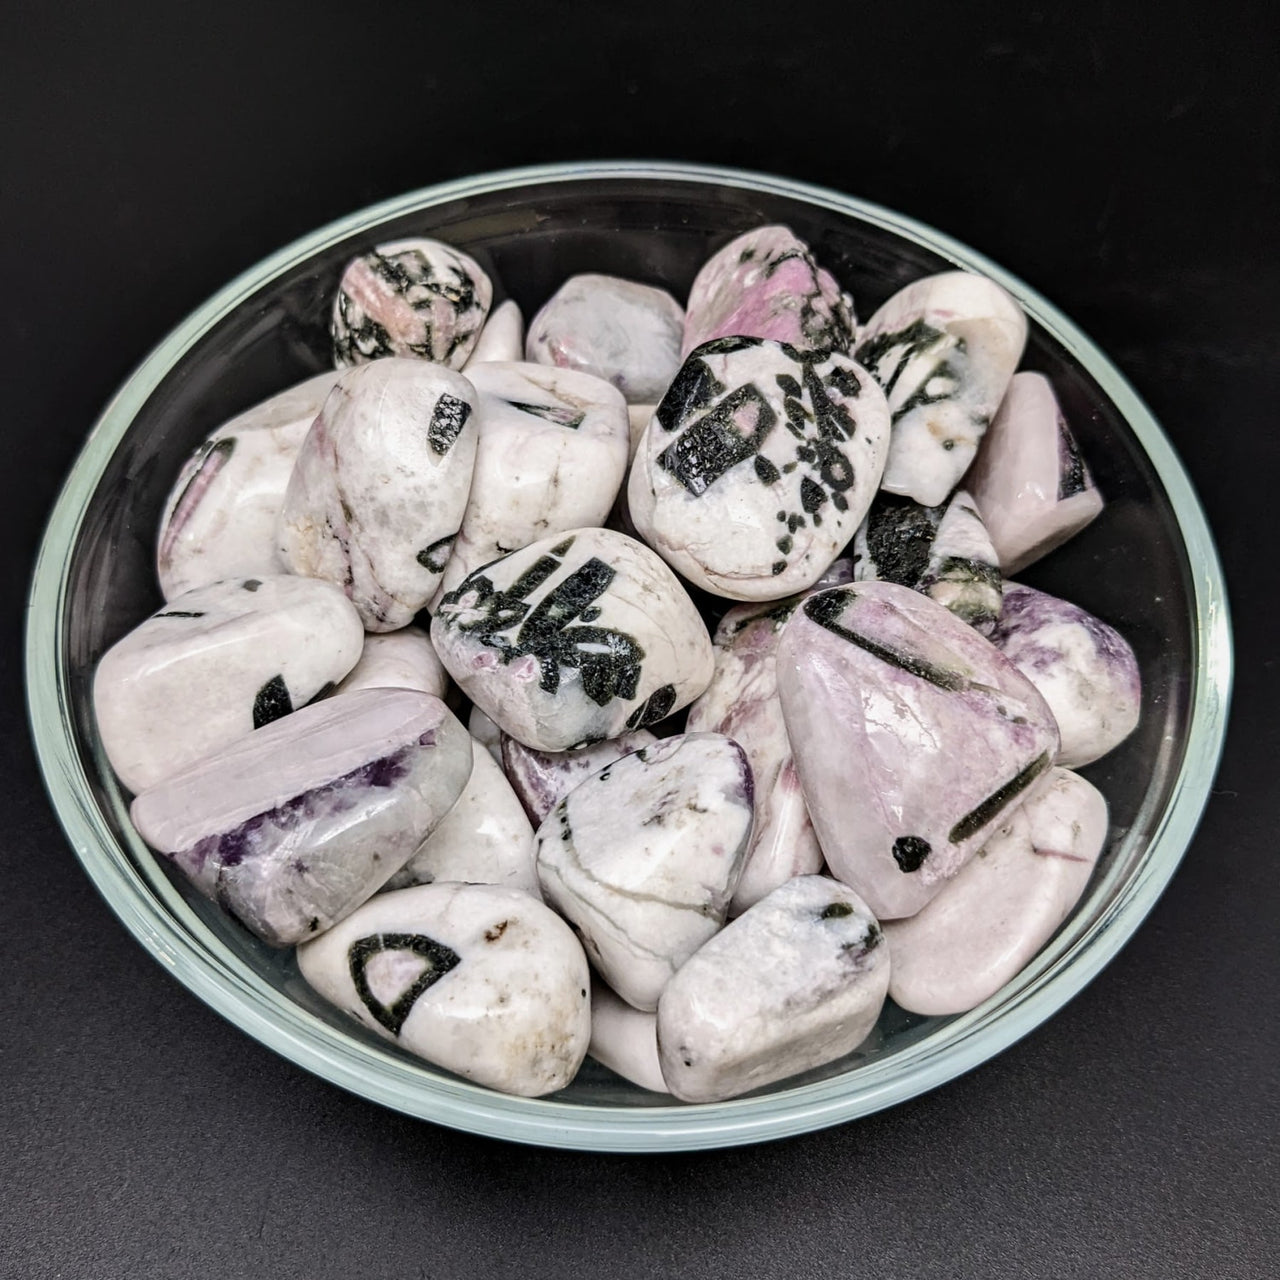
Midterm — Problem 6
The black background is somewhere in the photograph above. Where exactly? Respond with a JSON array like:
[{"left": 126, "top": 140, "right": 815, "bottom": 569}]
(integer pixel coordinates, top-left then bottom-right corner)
[{"left": 4, "top": 2, "right": 1277, "bottom": 1277}]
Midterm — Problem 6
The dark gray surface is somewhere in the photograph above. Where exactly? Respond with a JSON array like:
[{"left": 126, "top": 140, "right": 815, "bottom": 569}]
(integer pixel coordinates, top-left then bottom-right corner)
[{"left": 3, "top": 2, "right": 1276, "bottom": 1277}]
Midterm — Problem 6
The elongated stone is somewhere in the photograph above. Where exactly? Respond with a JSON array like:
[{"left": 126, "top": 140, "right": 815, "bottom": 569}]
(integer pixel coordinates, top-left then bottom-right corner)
[
  {"left": 992, "top": 582, "right": 1141, "bottom": 767},
  {"left": 463, "top": 298, "right": 524, "bottom": 367},
  {"left": 884, "top": 768, "right": 1108, "bottom": 1014},
  {"left": 94, "top": 574, "right": 364, "bottom": 793},
  {"left": 331, "top": 237, "right": 492, "bottom": 369},
  {"left": 297, "top": 882, "right": 590, "bottom": 1097},
  {"left": 432, "top": 528, "right": 714, "bottom": 751},
  {"left": 279, "top": 359, "right": 478, "bottom": 631},
  {"left": 335, "top": 626, "right": 448, "bottom": 699},
  {"left": 656, "top": 875, "right": 888, "bottom": 1102},
  {"left": 588, "top": 977, "right": 668, "bottom": 1094},
  {"left": 526, "top": 274, "right": 685, "bottom": 404},
  {"left": 628, "top": 336, "right": 891, "bottom": 600},
  {"left": 157, "top": 371, "right": 340, "bottom": 600},
  {"left": 131, "top": 690, "right": 472, "bottom": 946},
  {"left": 501, "top": 729, "right": 657, "bottom": 825},
  {"left": 777, "top": 581, "right": 1060, "bottom": 919},
  {"left": 535, "top": 733, "right": 753, "bottom": 1011},
  {"left": 434, "top": 362, "right": 629, "bottom": 599},
  {"left": 682, "top": 225, "right": 856, "bottom": 357},
  {"left": 385, "top": 746, "right": 538, "bottom": 896},
  {"left": 852, "top": 488, "right": 1002, "bottom": 633},
  {"left": 966, "top": 372, "right": 1105, "bottom": 573},
  {"left": 856, "top": 272, "right": 1027, "bottom": 507}
]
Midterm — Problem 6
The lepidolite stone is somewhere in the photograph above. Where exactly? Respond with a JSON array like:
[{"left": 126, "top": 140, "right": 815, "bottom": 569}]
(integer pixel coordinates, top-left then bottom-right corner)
[
  {"left": 130, "top": 690, "right": 472, "bottom": 947},
  {"left": 157, "top": 371, "right": 340, "bottom": 600},
  {"left": 992, "top": 583, "right": 1141, "bottom": 767},
  {"left": 385, "top": 746, "right": 538, "bottom": 896},
  {"left": 656, "top": 875, "right": 889, "bottom": 1102},
  {"left": 297, "top": 882, "right": 591, "bottom": 1097},
  {"left": 777, "top": 581, "right": 1059, "bottom": 919},
  {"left": 94, "top": 574, "right": 364, "bottom": 793},
  {"left": 628, "top": 336, "right": 891, "bottom": 600},
  {"left": 852, "top": 488, "right": 1002, "bottom": 634},
  {"left": 331, "top": 237, "right": 491, "bottom": 369},
  {"left": 278, "top": 359, "right": 478, "bottom": 631},
  {"left": 682, "top": 225, "right": 855, "bottom": 357},
  {"left": 535, "top": 733, "right": 753, "bottom": 1011},
  {"left": 588, "top": 977, "right": 668, "bottom": 1094},
  {"left": 966, "top": 371, "right": 1104, "bottom": 573},
  {"left": 431, "top": 528, "right": 714, "bottom": 752},
  {"left": 526, "top": 273, "right": 685, "bottom": 404},
  {"left": 856, "top": 272, "right": 1027, "bottom": 508},
  {"left": 500, "top": 729, "right": 657, "bottom": 826},
  {"left": 464, "top": 299, "right": 524, "bottom": 367},
  {"left": 435, "top": 361, "right": 630, "bottom": 599},
  {"left": 884, "top": 768, "right": 1108, "bottom": 1014},
  {"left": 335, "top": 626, "right": 448, "bottom": 699}
]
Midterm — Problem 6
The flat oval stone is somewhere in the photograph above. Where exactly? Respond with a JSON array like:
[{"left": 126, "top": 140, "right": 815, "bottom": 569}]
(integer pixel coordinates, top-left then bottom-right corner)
[
  {"left": 297, "top": 881, "right": 590, "bottom": 1097},
  {"left": 130, "top": 690, "right": 472, "bottom": 946},
  {"left": 94, "top": 574, "right": 364, "bottom": 793},
  {"left": 884, "top": 768, "right": 1108, "bottom": 1014},
  {"left": 776, "top": 581, "right": 1060, "bottom": 919},
  {"left": 588, "top": 977, "right": 668, "bottom": 1094},
  {"left": 628, "top": 336, "right": 891, "bottom": 600},
  {"left": 992, "top": 582, "right": 1141, "bottom": 767},
  {"left": 279, "top": 359, "right": 478, "bottom": 631},
  {"left": 856, "top": 271, "right": 1027, "bottom": 508},
  {"left": 431, "top": 527, "right": 714, "bottom": 751},
  {"left": 966, "top": 372, "right": 1105, "bottom": 573},
  {"left": 384, "top": 745, "right": 538, "bottom": 896},
  {"left": 331, "top": 237, "right": 492, "bottom": 369},
  {"left": 852, "top": 488, "right": 1003, "bottom": 634},
  {"left": 435, "top": 361, "right": 630, "bottom": 600},
  {"left": 500, "top": 728, "right": 657, "bottom": 825},
  {"left": 526, "top": 273, "right": 685, "bottom": 404},
  {"left": 682, "top": 225, "right": 856, "bottom": 357},
  {"left": 656, "top": 875, "right": 889, "bottom": 1102},
  {"left": 463, "top": 298, "right": 524, "bottom": 366},
  {"left": 535, "top": 733, "right": 754, "bottom": 1011},
  {"left": 157, "top": 371, "right": 340, "bottom": 600},
  {"left": 335, "top": 626, "right": 448, "bottom": 699}
]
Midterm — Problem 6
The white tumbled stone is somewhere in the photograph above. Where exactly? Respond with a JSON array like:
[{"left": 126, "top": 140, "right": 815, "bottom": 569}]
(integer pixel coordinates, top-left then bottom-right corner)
[
  {"left": 463, "top": 298, "right": 524, "bottom": 367},
  {"left": 588, "top": 977, "right": 668, "bottom": 1094},
  {"left": 297, "top": 882, "right": 591, "bottom": 1097},
  {"left": 335, "top": 626, "right": 448, "bottom": 699}
]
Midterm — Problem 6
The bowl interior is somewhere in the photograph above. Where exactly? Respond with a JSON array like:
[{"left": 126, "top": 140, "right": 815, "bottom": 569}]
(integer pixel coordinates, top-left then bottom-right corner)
[{"left": 34, "top": 165, "right": 1223, "bottom": 1149}]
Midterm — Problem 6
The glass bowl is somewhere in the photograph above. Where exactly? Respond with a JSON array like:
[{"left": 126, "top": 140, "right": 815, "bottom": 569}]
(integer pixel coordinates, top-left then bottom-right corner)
[{"left": 26, "top": 162, "right": 1231, "bottom": 1151}]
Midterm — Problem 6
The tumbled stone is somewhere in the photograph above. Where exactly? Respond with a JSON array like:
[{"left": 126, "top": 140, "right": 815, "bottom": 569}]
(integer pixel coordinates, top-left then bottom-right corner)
[
  {"left": 851, "top": 488, "right": 1002, "bottom": 633},
  {"left": 628, "top": 336, "right": 891, "bottom": 600},
  {"left": 331, "top": 237, "right": 491, "bottom": 369},
  {"left": 431, "top": 528, "right": 714, "bottom": 751},
  {"left": 526, "top": 274, "right": 685, "bottom": 405},
  {"left": 682, "top": 225, "right": 855, "bottom": 357},
  {"left": 335, "top": 625, "right": 448, "bottom": 699},
  {"left": 157, "top": 371, "right": 340, "bottom": 600},
  {"left": 856, "top": 271, "right": 1027, "bottom": 508},
  {"left": 464, "top": 298, "right": 524, "bottom": 367},
  {"left": 384, "top": 746, "right": 538, "bottom": 896},
  {"left": 501, "top": 728, "right": 657, "bottom": 826},
  {"left": 279, "top": 359, "right": 478, "bottom": 631},
  {"left": 434, "top": 362, "right": 629, "bottom": 600},
  {"left": 95, "top": 574, "right": 364, "bottom": 793},
  {"left": 884, "top": 768, "right": 1108, "bottom": 1014},
  {"left": 297, "top": 881, "right": 590, "bottom": 1097},
  {"left": 588, "top": 977, "right": 669, "bottom": 1094},
  {"left": 777, "top": 581, "right": 1059, "bottom": 919},
  {"left": 966, "top": 371, "right": 1105, "bottom": 573},
  {"left": 131, "top": 690, "right": 472, "bottom": 946},
  {"left": 992, "top": 583, "right": 1141, "bottom": 767},
  {"left": 535, "top": 733, "right": 753, "bottom": 1011},
  {"left": 656, "top": 875, "right": 888, "bottom": 1102}
]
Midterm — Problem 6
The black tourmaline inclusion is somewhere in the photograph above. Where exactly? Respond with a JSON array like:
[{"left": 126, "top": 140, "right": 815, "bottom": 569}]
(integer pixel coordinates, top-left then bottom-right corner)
[
  {"left": 348, "top": 932, "right": 462, "bottom": 1036},
  {"left": 891, "top": 835, "right": 931, "bottom": 873}
]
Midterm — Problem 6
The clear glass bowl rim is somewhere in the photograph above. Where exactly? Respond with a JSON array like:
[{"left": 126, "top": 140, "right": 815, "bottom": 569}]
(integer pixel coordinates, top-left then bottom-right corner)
[{"left": 26, "top": 160, "right": 1232, "bottom": 1152}]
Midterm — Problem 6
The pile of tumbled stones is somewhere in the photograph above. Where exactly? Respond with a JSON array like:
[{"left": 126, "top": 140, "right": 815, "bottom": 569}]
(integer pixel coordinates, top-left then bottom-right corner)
[{"left": 94, "top": 225, "right": 1140, "bottom": 1102}]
